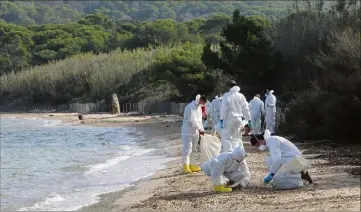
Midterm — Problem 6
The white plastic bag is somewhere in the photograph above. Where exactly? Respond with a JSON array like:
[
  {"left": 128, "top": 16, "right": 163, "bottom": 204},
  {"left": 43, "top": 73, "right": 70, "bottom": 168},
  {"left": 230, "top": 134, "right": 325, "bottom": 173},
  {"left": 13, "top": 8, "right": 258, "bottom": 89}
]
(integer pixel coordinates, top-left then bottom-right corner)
[
  {"left": 273, "top": 172, "right": 304, "bottom": 190},
  {"left": 200, "top": 134, "right": 221, "bottom": 165},
  {"left": 277, "top": 155, "right": 311, "bottom": 174},
  {"left": 273, "top": 155, "right": 311, "bottom": 190}
]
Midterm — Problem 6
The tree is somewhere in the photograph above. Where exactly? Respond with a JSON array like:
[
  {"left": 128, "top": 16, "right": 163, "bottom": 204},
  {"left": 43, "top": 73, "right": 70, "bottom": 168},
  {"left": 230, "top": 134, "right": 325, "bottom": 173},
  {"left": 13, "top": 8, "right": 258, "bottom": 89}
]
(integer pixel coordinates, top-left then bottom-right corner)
[{"left": 202, "top": 9, "right": 282, "bottom": 96}]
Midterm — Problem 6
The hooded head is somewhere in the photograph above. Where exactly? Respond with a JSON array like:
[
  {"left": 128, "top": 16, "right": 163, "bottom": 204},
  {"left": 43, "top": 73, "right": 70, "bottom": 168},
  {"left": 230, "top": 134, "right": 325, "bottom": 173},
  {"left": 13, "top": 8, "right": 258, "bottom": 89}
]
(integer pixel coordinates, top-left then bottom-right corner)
[
  {"left": 231, "top": 146, "right": 246, "bottom": 162},
  {"left": 195, "top": 94, "right": 207, "bottom": 106},
  {"left": 228, "top": 80, "right": 237, "bottom": 88}
]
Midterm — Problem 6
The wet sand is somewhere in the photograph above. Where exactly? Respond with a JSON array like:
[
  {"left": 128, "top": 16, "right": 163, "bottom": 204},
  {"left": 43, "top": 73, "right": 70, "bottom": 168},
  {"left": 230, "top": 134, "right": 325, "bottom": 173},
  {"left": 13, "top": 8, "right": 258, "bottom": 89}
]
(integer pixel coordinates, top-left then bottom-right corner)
[{"left": 1, "top": 113, "right": 360, "bottom": 211}]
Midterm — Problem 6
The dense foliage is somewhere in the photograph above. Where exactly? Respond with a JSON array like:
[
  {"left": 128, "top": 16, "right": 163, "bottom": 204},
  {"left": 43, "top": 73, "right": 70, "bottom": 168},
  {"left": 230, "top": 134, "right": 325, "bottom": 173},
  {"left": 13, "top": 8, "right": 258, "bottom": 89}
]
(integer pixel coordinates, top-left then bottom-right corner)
[
  {"left": 0, "top": 0, "right": 360, "bottom": 143},
  {"left": 0, "top": 1, "right": 292, "bottom": 25}
]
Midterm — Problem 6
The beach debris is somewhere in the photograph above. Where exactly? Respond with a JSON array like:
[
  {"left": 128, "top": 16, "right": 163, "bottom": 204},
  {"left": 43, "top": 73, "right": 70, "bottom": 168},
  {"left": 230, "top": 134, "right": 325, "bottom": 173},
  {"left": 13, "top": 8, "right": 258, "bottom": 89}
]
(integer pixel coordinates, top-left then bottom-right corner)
[
  {"left": 111, "top": 93, "right": 121, "bottom": 115},
  {"left": 78, "top": 114, "right": 84, "bottom": 120}
]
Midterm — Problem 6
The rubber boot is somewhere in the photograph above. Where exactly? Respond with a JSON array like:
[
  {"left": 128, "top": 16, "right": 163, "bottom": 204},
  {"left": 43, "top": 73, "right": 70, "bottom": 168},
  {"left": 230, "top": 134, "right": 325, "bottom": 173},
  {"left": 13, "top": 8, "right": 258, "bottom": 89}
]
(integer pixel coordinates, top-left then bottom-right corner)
[
  {"left": 214, "top": 185, "right": 232, "bottom": 193},
  {"left": 301, "top": 171, "right": 313, "bottom": 183},
  {"left": 189, "top": 165, "right": 201, "bottom": 172},
  {"left": 183, "top": 164, "right": 192, "bottom": 174}
]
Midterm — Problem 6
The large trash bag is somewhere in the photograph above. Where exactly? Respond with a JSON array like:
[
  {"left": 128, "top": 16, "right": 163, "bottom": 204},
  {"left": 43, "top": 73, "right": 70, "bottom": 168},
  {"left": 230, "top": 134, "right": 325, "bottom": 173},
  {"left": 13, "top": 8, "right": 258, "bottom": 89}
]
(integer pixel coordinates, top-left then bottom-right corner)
[
  {"left": 273, "top": 155, "right": 311, "bottom": 190},
  {"left": 200, "top": 134, "right": 221, "bottom": 165}
]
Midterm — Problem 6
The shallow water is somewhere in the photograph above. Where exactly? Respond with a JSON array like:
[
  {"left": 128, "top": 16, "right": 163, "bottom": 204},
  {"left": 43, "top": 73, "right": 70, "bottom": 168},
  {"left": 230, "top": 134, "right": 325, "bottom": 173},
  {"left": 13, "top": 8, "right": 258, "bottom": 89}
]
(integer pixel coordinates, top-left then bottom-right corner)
[{"left": 0, "top": 116, "right": 172, "bottom": 211}]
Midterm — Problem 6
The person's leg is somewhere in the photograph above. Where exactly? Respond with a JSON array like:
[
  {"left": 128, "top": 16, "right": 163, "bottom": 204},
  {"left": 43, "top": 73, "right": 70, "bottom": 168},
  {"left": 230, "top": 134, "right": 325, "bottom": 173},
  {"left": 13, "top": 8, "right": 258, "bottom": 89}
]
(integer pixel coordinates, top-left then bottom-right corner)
[
  {"left": 231, "top": 118, "right": 243, "bottom": 150},
  {"left": 182, "top": 134, "right": 193, "bottom": 173},
  {"left": 253, "top": 113, "right": 261, "bottom": 134},
  {"left": 270, "top": 111, "right": 276, "bottom": 133},
  {"left": 221, "top": 120, "right": 233, "bottom": 152},
  {"left": 224, "top": 160, "right": 251, "bottom": 188},
  {"left": 190, "top": 134, "right": 201, "bottom": 172},
  {"left": 251, "top": 115, "right": 256, "bottom": 134}
]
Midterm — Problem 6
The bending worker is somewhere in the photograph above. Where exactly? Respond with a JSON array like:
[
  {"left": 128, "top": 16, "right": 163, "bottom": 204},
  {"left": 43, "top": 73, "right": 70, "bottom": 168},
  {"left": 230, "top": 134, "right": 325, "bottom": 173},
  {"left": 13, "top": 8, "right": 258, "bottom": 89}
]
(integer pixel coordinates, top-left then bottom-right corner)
[
  {"left": 265, "top": 90, "right": 277, "bottom": 134},
  {"left": 181, "top": 94, "right": 207, "bottom": 173},
  {"left": 250, "top": 131, "right": 313, "bottom": 189},
  {"left": 248, "top": 94, "right": 265, "bottom": 135},
  {"left": 201, "top": 146, "right": 251, "bottom": 192},
  {"left": 219, "top": 80, "right": 251, "bottom": 152}
]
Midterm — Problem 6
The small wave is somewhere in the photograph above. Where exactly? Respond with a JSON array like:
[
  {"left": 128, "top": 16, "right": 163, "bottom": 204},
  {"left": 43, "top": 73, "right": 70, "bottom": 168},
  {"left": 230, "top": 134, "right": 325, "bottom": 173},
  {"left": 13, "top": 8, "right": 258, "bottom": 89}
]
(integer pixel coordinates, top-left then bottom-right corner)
[
  {"left": 84, "top": 148, "right": 155, "bottom": 175},
  {"left": 18, "top": 194, "right": 65, "bottom": 211},
  {"left": 42, "top": 120, "right": 63, "bottom": 127}
]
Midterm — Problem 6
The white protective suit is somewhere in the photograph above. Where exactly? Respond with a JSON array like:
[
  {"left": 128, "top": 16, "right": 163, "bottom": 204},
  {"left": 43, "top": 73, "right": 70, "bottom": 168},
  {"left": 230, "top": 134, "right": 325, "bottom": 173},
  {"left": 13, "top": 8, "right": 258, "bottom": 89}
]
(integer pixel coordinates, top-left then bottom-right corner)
[
  {"left": 248, "top": 96, "right": 265, "bottom": 134},
  {"left": 265, "top": 90, "right": 277, "bottom": 134},
  {"left": 264, "top": 135, "right": 310, "bottom": 189},
  {"left": 220, "top": 86, "right": 251, "bottom": 152},
  {"left": 181, "top": 97, "right": 205, "bottom": 165},
  {"left": 211, "top": 96, "right": 221, "bottom": 134},
  {"left": 201, "top": 146, "right": 251, "bottom": 187}
]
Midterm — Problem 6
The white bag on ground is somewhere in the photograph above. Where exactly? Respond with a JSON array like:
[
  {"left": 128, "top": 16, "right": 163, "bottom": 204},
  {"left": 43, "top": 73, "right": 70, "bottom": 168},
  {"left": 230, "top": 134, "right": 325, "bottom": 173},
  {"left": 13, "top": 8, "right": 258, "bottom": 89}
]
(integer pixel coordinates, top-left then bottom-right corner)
[
  {"left": 273, "top": 155, "right": 311, "bottom": 190},
  {"left": 200, "top": 134, "right": 221, "bottom": 165}
]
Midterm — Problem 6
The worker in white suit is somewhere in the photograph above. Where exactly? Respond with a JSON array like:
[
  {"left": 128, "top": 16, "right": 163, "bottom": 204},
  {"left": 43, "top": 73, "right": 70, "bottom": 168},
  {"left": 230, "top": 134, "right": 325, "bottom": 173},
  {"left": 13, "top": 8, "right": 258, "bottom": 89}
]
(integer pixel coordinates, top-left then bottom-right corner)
[
  {"left": 265, "top": 90, "right": 277, "bottom": 134},
  {"left": 219, "top": 80, "right": 251, "bottom": 152},
  {"left": 248, "top": 94, "right": 265, "bottom": 134},
  {"left": 211, "top": 95, "right": 222, "bottom": 135},
  {"left": 181, "top": 94, "right": 207, "bottom": 173},
  {"left": 250, "top": 130, "right": 313, "bottom": 189},
  {"left": 201, "top": 146, "right": 251, "bottom": 192}
]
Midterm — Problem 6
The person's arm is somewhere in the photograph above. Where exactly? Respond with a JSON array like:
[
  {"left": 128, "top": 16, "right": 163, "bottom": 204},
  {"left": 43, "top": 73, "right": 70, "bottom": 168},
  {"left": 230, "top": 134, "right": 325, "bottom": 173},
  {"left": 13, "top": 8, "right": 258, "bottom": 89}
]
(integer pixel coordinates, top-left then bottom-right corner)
[
  {"left": 241, "top": 95, "right": 251, "bottom": 121},
  {"left": 210, "top": 159, "right": 226, "bottom": 186},
  {"left": 190, "top": 106, "right": 205, "bottom": 132},
  {"left": 268, "top": 138, "right": 283, "bottom": 174}
]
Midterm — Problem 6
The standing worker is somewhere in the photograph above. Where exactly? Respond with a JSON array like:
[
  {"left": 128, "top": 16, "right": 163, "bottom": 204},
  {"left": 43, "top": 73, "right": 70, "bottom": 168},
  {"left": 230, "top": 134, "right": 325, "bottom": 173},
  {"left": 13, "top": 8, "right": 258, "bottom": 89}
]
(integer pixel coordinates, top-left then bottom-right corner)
[
  {"left": 211, "top": 95, "right": 222, "bottom": 135},
  {"left": 210, "top": 96, "right": 218, "bottom": 135},
  {"left": 265, "top": 90, "right": 277, "bottom": 134},
  {"left": 181, "top": 94, "right": 207, "bottom": 174},
  {"left": 219, "top": 80, "right": 251, "bottom": 152},
  {"left": 248, "top": 94, "right": 265, "bottom": 135}
]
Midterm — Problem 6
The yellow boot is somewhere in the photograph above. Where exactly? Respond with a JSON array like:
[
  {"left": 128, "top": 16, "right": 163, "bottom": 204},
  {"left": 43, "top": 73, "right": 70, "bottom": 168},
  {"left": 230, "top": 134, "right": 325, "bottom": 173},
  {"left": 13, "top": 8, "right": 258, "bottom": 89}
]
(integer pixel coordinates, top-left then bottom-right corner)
[
  {"left": 189, "top": 165, "right": 201, "bottom": 172},
  {"left": 214, "top": 185, "right": 232, "bottom": 193},
  {"left": 183, "top": 164, "right": 192, "bottom": 174}
]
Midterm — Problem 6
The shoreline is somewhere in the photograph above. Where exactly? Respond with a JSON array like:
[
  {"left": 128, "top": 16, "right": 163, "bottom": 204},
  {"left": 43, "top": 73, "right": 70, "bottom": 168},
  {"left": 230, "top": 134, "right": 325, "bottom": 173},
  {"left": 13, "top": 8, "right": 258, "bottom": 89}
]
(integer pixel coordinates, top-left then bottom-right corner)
[{"left": 1, "top": 113, "right": 360, "bottom": 211}]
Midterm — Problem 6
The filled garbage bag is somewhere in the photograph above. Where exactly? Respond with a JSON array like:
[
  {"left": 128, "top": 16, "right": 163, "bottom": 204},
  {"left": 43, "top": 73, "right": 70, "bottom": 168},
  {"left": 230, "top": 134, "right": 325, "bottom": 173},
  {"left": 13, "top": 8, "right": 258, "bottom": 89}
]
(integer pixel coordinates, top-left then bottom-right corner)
[
  {"left": 273, "top": 155, "right": 311, "bottom": 190},
  {"left": 200, "top": 134, "right": 221, "bottom": 165}
]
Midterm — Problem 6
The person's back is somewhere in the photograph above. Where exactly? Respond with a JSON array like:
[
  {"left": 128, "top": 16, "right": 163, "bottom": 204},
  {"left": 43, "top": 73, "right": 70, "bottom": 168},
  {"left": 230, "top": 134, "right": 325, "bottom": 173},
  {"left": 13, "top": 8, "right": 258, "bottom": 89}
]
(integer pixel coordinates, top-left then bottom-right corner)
[
  {"left": 212, "top": 98, "right": 221, "bottom": 113},
  {"left": 249, "top": 97, "right": 263, "bottom": 116},
  {"left": 266, "top": 136, "right": 301, "bottom": 165},
  {"left": 221, "top": 86, "right": 250, "bottom": 120}
]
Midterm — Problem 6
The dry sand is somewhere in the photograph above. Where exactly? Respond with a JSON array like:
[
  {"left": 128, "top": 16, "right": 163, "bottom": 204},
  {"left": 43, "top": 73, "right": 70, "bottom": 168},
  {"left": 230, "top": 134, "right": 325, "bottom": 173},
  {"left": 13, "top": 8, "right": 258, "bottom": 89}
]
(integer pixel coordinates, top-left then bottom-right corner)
[{"left": 1, "top": 113, "right": 360, "bottom": 211}]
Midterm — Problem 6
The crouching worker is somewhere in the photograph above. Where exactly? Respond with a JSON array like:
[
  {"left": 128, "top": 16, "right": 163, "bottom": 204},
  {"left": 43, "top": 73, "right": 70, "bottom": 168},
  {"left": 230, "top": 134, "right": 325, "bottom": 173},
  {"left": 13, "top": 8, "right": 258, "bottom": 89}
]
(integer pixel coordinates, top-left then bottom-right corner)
[
  {"left": 182, "top": 94, "right": 207, "bottom": 174},
  {"left": 250, "top": 131, "right": 313, "bottom": 190},
  {"left": 201, "top": 146, "right": 251, "bottom": 193}
]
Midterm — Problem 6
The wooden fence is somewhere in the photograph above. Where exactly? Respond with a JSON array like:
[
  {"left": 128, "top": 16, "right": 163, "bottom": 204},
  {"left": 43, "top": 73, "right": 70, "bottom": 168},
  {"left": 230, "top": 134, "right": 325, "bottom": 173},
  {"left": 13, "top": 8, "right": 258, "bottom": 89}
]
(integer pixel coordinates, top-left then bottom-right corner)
[
  {"left": 0, "top": 101, "right": 188, "bottom": 115},
  {"left": 0, "top": 101, "right": 285, "bottom": 130}
]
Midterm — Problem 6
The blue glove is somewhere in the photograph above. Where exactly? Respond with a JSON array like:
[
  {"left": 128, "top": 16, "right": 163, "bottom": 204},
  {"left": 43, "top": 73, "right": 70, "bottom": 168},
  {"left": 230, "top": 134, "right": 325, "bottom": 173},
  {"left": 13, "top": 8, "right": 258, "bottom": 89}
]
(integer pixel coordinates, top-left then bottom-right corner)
[
  {"left": 263, "top": 173, "right": 274, "bottom": 184},
  {"left": 219, "top": 120, "right": 224, "bottom": 129}
]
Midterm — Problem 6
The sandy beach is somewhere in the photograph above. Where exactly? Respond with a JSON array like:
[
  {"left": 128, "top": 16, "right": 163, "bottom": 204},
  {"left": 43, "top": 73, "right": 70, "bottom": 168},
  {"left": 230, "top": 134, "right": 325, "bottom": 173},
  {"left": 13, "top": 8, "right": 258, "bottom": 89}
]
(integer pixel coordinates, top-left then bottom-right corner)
[{"left": 1, "top": 113, "right": 360, "bottom": 211}]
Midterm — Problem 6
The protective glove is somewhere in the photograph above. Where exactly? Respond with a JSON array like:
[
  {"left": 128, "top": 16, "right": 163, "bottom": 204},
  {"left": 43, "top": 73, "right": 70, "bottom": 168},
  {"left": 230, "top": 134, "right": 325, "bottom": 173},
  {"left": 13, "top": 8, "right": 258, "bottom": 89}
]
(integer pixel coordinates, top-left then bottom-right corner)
[
  {"left": 263, "top": 173, "right": 274, "bottom": 184},
  {"left": 248, "top": 120, "right": 252, "bottom": 128},
  {"left": 219, "top": 120, "right": 224, "bottom": 129}
]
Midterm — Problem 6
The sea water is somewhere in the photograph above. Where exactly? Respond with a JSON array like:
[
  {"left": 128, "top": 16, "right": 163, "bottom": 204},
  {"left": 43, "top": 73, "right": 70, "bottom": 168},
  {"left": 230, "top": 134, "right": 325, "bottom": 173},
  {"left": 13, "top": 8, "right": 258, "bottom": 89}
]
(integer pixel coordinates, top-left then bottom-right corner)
[{"left": 0, "top": 116, "right": 173, "bottom": 211}]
